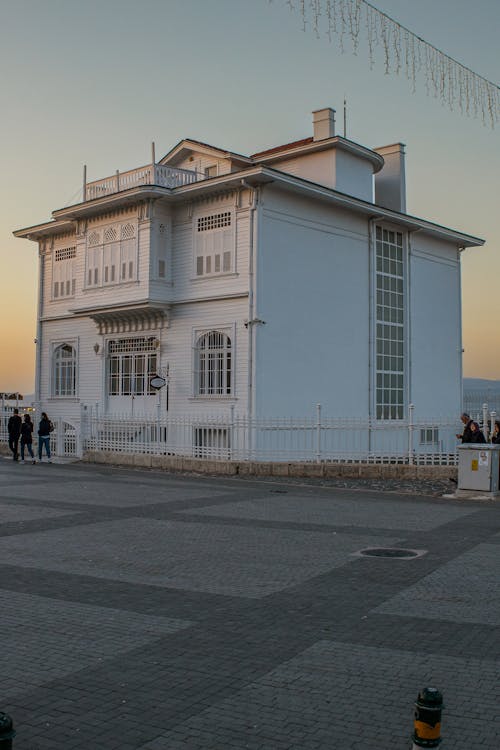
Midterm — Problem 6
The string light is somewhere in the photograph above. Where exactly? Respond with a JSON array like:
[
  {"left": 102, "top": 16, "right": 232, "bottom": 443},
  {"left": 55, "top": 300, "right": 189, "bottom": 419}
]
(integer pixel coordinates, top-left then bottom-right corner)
[{"left": 271, "top": 0, "right": 500, "bottom": 127}]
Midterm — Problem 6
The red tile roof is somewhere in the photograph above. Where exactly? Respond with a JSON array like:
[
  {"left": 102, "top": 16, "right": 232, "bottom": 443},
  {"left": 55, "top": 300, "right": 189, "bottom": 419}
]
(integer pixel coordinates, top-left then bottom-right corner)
[{"left": 251, "top": 137, "right": 313, "bottom": 159}]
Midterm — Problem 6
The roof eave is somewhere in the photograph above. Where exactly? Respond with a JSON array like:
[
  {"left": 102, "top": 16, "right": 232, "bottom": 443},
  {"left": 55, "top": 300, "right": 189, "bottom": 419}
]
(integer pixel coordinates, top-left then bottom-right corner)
[
  {"left": 16, "top": 165, "right": 484, "bottom": 248},
  {"left": 13, "top": 219, "right": 76, "bottom": 240},
  {"left": 160, "top": 139, "right": 253, "bottom": 167},
  {"left": 171, "top": 166, "right": 483, "bottom": 247},
  {"left": 253, "top": 136, "right": 385, "bottom": 174}
]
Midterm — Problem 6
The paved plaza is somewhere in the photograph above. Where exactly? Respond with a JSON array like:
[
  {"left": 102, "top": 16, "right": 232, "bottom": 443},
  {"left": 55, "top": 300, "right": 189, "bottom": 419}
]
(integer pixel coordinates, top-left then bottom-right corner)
[{"left": 1, "top": 458, "right": 499, "bottom": 750}]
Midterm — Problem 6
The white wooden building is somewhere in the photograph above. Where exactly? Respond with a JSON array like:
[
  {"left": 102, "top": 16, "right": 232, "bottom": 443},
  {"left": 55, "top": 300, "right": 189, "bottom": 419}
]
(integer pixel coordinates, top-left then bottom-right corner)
[{"left": 15, "top": 108, "right": 483, "bottom": 451}]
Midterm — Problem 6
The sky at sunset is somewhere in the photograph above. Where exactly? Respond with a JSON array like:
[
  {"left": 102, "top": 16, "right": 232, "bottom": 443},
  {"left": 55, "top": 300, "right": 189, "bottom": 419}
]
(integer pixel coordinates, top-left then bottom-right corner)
[{"left": 0, "top": 0, "right": 498, "bottom": 394}]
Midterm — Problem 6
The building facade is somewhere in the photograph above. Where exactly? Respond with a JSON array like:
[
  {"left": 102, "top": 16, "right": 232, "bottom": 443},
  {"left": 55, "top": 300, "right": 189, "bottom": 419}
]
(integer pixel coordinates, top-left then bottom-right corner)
[{"left": 15, "top": 108, "right": 483, "bottom": 444}]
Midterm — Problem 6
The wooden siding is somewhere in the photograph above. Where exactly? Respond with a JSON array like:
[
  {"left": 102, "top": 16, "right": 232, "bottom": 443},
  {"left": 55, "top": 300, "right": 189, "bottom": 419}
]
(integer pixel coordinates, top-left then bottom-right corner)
[
  {"left": 160, "top": 298, "right": 249, "bottom": 417},
  {"left": 254, "top": 186, "right": 370, "bottom": 418},
  {"left": 175, "top": 152, "right": 234, "bottom": 178},
  {"left": 40, "top": 207, "right": 153, "bottom": 319},
  {"left": 409, "top": 234, "right": 461, "bottom": 416}
]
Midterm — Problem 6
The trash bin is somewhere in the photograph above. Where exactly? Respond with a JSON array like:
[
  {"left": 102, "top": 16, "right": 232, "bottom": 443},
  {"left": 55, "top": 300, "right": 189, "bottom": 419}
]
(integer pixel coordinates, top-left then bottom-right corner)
[{"left": 457, "top": 444, "right": 500, "bottom": 493}]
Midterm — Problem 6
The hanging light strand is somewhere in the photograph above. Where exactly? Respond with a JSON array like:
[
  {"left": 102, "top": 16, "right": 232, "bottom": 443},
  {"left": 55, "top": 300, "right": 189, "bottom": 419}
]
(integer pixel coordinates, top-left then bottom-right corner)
[{"left": 275, "top": 0, "right": 500, "bottom": 127}]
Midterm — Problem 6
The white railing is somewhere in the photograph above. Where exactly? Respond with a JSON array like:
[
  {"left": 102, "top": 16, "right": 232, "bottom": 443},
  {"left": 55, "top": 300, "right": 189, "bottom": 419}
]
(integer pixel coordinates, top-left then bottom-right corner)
[
  {"left": 3, "top": 406, "right": 496, "bottom": 464},
  {"left": 77, "top": 406, "right": 470, "bottom": 466},
  {"left": 85, "top": 164, "right": 200, "bottom": 201}
]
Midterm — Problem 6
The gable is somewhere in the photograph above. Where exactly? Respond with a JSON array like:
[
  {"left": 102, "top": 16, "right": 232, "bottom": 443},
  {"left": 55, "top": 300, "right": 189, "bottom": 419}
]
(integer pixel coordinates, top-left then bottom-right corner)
[{"left": 159, "top": 139, "right": 251, "bottom": 179}]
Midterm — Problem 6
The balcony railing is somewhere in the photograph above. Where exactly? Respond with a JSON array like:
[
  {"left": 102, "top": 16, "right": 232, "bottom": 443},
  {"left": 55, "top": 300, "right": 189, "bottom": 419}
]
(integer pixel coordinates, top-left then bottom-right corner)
[{"left": 84, "top": 163, "right": 202, "bottom": 201}]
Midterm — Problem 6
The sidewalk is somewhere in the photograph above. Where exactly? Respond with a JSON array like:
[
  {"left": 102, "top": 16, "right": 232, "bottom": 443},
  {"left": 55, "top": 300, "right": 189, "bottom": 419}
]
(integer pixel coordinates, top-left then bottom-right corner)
[{"left": 1, "top": 459, "right": 499, "bottom": 749}]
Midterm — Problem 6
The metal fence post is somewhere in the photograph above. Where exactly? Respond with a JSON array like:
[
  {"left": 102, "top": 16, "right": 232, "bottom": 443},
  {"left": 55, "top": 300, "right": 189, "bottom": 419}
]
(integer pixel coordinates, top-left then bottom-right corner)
[
  {"left": 482, "top": 402, "right": 489, "bottom": 439},
  {"left": 316, "top": 403, "right": 322, "bottom": 463},
  {"left": 408, "top": 403, "right": 415, "bottom": 465},
  {"left": 229, "top": 404, "right": 235, "bottom": 461},
  {"left": 77, "top": 404, "right": 86, "bottom": 458}
]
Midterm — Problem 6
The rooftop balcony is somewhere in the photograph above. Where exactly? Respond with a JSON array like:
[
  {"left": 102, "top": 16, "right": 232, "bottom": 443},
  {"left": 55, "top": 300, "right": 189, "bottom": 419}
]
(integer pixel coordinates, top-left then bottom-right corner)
[{"left": 84, "top": 163, "right": 203, "bottom": 202}]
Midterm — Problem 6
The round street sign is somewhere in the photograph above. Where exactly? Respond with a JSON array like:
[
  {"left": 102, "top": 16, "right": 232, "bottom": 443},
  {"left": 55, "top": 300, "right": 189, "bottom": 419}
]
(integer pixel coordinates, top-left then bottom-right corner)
[{"left": 149, "top": 375, "right": 166, "bottom": 389}]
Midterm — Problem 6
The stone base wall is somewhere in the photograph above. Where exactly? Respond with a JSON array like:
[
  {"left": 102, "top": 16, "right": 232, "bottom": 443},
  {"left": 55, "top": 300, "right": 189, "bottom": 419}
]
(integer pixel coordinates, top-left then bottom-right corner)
[{"left": 82, "top": 450, "right": 458, "bottom": 481}]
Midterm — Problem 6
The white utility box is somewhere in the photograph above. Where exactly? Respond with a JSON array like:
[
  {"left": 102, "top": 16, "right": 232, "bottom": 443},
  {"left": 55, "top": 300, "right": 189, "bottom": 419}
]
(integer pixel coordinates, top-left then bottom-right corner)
[{"left": 457, "top": 444, "right": 500, "bottom": 493}]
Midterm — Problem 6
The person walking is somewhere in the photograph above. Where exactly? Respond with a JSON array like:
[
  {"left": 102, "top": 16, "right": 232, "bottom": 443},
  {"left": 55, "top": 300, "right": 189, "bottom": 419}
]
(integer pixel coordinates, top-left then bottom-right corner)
[
  {"left": 491, "top": 420, "right": 500, "bottom": 445},
  {"left": 20, "top": 413, "right": 36, "bottom": 464},
  {"left": 8, "top": 408, "right": 22, "bottom": 461},
  {"left": 38, "top": 412, "right": 53, "bottom": 463},
  {"left": 456, "top": 412, "right": 473, "bottom": 443}
]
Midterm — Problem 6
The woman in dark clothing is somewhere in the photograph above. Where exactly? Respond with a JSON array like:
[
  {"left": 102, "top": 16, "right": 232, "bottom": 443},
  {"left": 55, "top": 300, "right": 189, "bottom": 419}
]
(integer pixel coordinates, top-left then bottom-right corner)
[
  {"left": 38, "top": 412, "right": 52, "bottom": 462},
  {"left": 491, "top": 420, "right": 500, "bottom": 445},
  {"left": 20, "top": 414, "right": 35, "bottom": 464},
  {"left": 470, "top": 421, "right": 486, "bottom": 444}
]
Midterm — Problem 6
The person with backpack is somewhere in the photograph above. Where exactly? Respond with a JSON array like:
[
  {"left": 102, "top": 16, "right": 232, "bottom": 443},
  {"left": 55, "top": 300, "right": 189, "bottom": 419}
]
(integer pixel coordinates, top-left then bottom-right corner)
[
  {"left": 38, "top": 412, "right": 53, "bottom": 463},
  {"left": 20, "top": 413, "right": 36, "bottom": 464},
  {"left": 8, "top": 408, "right": 23, "bottom": 461}
]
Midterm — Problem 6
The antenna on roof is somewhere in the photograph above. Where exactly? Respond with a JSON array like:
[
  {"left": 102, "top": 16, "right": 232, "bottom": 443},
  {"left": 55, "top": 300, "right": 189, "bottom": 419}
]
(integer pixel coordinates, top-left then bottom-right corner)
[
  {"left": 151, "top": 141, "right": 156, "bottom": 165},
  {"left": 343, "top": 97, "right": 347, "bottom": 138}
]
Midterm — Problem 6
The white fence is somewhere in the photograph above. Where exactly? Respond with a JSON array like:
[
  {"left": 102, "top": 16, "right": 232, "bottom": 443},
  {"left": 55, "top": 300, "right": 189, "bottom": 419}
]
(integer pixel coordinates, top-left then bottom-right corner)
[
  {"left": 85, "top": 164, "right": 201, "bottom": 200},
  {"left": 80, "top": 406, "right": 467, "bottom": 465},
  {"left": 2, "top": 405, "right": 497, "bottom": 464}
]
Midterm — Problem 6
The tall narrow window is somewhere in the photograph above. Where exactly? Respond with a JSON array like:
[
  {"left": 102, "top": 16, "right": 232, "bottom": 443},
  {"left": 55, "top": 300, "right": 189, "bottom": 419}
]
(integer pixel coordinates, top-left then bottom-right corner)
[
  {"left": 375, "top": 226, "right": 404, "bottom": 420},
  {"left": 52, "top": 246, "right": 76, "bottom": 299},
  {"left": 195, "top": 331, "right": 232, "bottom": 396},
  {"left": 194, "top": 211, "right": 234, "bottom": 277},
  {"left": 53, "top": 344, "right": 76, "bottom": 397},
  {"left": 87, "top": 230, "right": 101, "bottom": 287}
]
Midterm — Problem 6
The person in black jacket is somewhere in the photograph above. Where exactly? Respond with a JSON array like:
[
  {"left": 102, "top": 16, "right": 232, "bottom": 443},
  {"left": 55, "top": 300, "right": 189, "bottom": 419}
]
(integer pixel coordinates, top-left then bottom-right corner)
[
  {"left": 456, "top": 412, "right": 473, "bottom": 443},
  {"left": 491, "top": 420, "right": 500, "bottom": 445},
  {"left": 20, "top": 414, "right": 35, "bottom": 464},
  {"left": 470, "top": 421, "right": 486, "bottom": 444},
  {"left": 38, "top": 412, "right": 52, "bottom": 463},
  {"left": 8, "top": 408, "right": 22, "bottom": 461}
]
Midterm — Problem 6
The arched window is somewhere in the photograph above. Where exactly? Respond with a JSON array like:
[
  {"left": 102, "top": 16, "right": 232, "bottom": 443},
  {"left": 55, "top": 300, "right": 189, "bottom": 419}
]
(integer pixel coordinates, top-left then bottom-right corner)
[
  {"left": 196, "top": 331, "right": 232, "bottom": 396},
  {"left": 53, "top": 344, "right": 76, "bottom": 397}
]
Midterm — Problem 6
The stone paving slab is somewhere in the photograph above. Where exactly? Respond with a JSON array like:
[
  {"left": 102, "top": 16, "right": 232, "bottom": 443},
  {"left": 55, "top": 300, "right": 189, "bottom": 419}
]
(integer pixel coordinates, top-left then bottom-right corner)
[
  {"left": 374, "top": 542, "right": 500, "bottom": 626},
  {"left": 139, "top": 640, "right": 499, "bottom": 750},
  {"left": 0, "top": 501, "right": 79, "bottom": 523},
  {"left": 1, "top": 589, "right": 192, "bottom": 699},
  {"left": 0, "top": 458, "right": 498, "bottom": 750},
  {"left": 0, "top": 517, "right": 399, "bottom": 598},
  {"left": 1, "top": 479, "right": 231, "bottom": 507},
  {"left": 180, "top": 492, "right": 480, "bottom": 531}
]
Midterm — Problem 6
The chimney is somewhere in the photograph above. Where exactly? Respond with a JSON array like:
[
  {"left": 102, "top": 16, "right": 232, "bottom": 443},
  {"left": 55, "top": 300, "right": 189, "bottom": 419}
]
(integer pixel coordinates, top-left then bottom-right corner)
[
  {"left": 374, "top": 143, "right": 407, "bottom": 213},
  {"left": 312, "top": 108, "right": 336, "bottom": 141}
]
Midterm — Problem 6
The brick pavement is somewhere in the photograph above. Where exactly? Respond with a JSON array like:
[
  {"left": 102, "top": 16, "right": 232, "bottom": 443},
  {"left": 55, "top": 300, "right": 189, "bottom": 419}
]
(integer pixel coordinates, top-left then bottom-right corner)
[{"left": 0, "top": 458, "right": 499, "bottom": 749}]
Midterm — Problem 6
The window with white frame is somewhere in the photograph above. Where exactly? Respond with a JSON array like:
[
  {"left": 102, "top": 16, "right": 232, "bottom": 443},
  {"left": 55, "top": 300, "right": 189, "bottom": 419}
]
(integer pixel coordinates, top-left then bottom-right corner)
[
  {"left": 420, "top": 428, "right": 439, "bottom": 445},
  {"left": 194, "top": 211, "right": 234, "bottom": 277},
  {"left": 157, "top": 222, "right": 168, "bottom": 279},
  {"left": 53, "top": 343, "right": 76, "bottom": 397},
  {"left": 86, "top": 222, "right": 137, "bottom": 288},
  {"left": 375, "top": 226, "right": 405, "bottom": 420},
  {"left": 195, "top": 331, "right": 232, "bottom": 396},
  {"left": 107, "top": 337, "right": 157, "bottom": 396},
  {"left": 52, "top": 246, "right": 76, "bottom": 299}
]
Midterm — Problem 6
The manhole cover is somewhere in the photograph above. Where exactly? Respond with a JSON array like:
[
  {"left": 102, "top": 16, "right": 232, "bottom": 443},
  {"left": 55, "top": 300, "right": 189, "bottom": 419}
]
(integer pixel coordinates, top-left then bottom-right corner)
[{"left": 358, "top": 547, "right": 419, "bottom": 559}]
